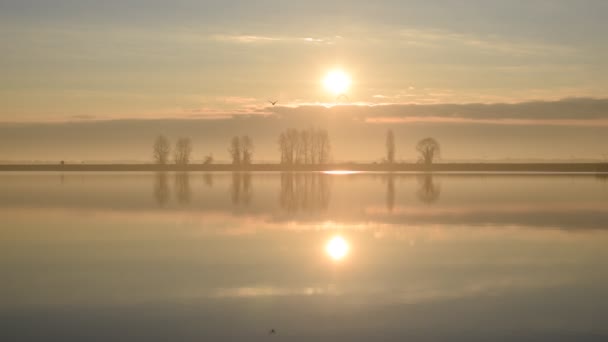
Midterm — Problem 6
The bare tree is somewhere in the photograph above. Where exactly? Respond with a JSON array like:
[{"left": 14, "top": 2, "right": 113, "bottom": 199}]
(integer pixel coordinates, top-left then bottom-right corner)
[
  {"left": 278, "top": 132, "right": 288, "bottom": 164},
  {"left": 229, "top": 136, "right": 241, "bottom": 165},
  {"left": 174, "top": 137, "right": 192, "bottom": 166},
  {"left": 278, "top": 128, "right": 330, "bottom": 165},
  {"left": 278, "top": 128, "right": 299, "bottom": 165},
  {"left": 416, "top": 137, "right": 440, "bottom": 165},
  {"left": 203, "top": 154, "right": 213, "bottom": 165},
  {"left": 153, "top": 135, "right": 171, "bottom": 165},
  {"left": 241, "top": 135, "right": 254, "bottom": 165},
  {"left": 317, "top": 129, "right": 331, "bottom": 164},
  {"left": 309, "top": 128, "right": 319, "bottom": 165},
  {"left": 301, "top": 129, "right": 311, "bottom": 164},
  {"left": 386, "top": 129, "right": 395, "bottom": 164}
]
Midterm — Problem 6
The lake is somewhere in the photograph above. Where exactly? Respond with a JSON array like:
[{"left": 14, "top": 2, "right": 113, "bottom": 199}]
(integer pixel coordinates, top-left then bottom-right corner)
[{"left": 1, "top": 172, "right": 608, "bottom": 341}]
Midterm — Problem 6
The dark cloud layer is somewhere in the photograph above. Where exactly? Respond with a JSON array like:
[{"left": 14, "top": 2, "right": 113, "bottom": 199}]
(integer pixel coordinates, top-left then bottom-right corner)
[
  {"left": 269, "top": 98, "right": 608, "bottom": 122},
  {"left": 0, "top": 98, "right": 607, "bottom": 162}
]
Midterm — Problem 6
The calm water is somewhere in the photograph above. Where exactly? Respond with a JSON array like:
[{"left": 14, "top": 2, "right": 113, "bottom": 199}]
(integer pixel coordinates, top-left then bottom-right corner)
[{"left": 1, "top": 172, "right": 608, "bottom": 341}]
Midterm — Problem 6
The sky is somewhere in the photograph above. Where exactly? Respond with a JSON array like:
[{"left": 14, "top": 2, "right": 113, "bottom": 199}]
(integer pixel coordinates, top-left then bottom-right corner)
[{"left": 1, "top": 0, "right": 607, "bottom": 162}]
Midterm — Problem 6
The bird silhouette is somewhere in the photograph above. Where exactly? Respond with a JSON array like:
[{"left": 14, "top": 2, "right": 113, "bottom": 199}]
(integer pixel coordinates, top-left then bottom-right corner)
[
  {"left": 268, "top": 99, "right": 278, "bottom": 106},
  {"left": 269, "top": 329, "right": 277, "bottom": 335},
  {"left": 336, "top": 93, "right": 349, "bottom": 102}
]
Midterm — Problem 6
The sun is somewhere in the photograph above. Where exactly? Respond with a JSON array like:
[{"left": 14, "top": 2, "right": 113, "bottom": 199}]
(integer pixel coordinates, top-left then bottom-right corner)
[
  {"left": 325, "top": 236, "right": 349, "bottom": 261},
  {"left": 323, "top": 70, "right": 351, "bottom": 95}
]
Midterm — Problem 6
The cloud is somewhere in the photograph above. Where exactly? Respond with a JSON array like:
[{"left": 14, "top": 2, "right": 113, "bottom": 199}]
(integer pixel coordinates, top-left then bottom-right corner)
[
  {"left": 211, "top": 34, "right": 282, "bottom": 43},
  {"left": 69, "top": 115, "right": 96, "bottom": 120},
  {"left": 265, "top": 97, "right": 608, "bottom": 126},
  {"left": 397, "top": 28, "right": 575, "bottom": 56},
  {"left": 210, "top": 34, "right": 336, "bottom": 45}
]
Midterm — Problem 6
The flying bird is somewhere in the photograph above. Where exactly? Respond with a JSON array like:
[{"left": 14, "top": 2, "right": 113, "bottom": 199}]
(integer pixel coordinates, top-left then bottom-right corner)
[
  {"left": 336, "top": 93, "right": 349, "bottom": 102},
  {"left": 268, "top": 99, "right": 278, "bottom": 106}
]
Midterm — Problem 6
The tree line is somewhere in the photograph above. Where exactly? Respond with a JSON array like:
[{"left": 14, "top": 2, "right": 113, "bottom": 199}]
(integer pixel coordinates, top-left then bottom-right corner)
[
  {"left": 278, "top": 127, "right": 331, "bottom": 165},
  {"left": 385, "top": 129, "right": 441, "bottom": 165},
  {"left": 153, "top": 136, "right": 193, "bottom": 166},
  {"left": 153, "top": 130, "right": 439, "bottom": 165},
  {"left": 152, "top": 134, "right": 250, "bottom": 166}
]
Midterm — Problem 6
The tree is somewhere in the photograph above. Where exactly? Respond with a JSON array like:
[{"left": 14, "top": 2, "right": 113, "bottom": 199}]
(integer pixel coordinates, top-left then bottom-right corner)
[
  {"left": 241, "top": 135, "right": 254, "bottom": 165},
  {"left": 278, "top": 132, "right": 288, "bottom": 164},
  {"left": 278, "top": 128, "right": 331, "bottom": 165},
  {"left": 229, "top": 136, "right": 241, "bottom": 165},
  {"left": 174, "top": 137, "right": 192, "bottom": 166},
  {"left": 153, "top": 135, "right": 171, "bottom": 165},
  {"left": 386, "top": 129, "right": 395, "bottom": 164},
  {"left": 416, "top": 137, "right": 440, "bottom": 165},
  {"left": 316, "top": 129, "right": 331, "bottom": 164},
  {"left": 203, "top": 154, "right": 213, "bottom": 165}
]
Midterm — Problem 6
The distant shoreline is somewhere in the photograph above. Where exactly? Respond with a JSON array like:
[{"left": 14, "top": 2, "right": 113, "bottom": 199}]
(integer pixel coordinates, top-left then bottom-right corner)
[{"left": 1, "top": 163, "right": 607, "bottom": 173}]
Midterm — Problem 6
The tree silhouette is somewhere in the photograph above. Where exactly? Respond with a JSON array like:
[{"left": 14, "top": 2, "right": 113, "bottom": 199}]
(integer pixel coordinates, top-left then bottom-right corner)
[
  {"left": 416, "top": 137, "right": 440, "bottom": 165},
  {"left": 386, "top": 129, "right": 395, "bottom": 164},
  {"left": 173, "top": 137, "right": 192, "bottom": 166},
  {"left": 228, "top": 136, "right": 241, "bottom": 165},
  {"left": 203, "top": 154, "right": 213, "bottom": 165},
  {"left": 317, "top": 129, "right": 331, "bottom": 164},
  {"left": 153, "top": 135, "right": 171, "bottom": 165},
  {"left": 278, "top": 128, "right": 330, "bottom": 165},
  {"left": 241, "top": 136, "right": 254, "bottom": 165}
]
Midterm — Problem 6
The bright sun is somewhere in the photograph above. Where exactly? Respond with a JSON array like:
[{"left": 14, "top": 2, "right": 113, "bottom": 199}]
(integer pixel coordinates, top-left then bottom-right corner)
[
  {"left": 325, "top": 236, "right": 349, "bottom": 261},
  {"left": 323, "top": 70, "right": 351, "bottom": 95}
]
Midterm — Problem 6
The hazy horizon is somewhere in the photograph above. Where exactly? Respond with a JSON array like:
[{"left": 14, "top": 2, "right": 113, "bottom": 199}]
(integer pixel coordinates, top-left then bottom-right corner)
[{"left": 2, "top": 97, "right": 608, "bottom": 163}]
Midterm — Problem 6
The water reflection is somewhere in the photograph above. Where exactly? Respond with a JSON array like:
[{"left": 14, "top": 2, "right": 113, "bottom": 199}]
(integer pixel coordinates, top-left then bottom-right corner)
[
  {"left": 174, "top": 172, "right": 191, "bottom": 205},
  {"left": 154, "top": 172, "right": 170, "bottom": 206},
  {"left": 203, "top": 173, "right": 214, "bottom": 188},
  {"left": 6, "top": 172, "right": 608, "bottom": 231},
  {"left": 279, "top": 172, "right": 331, "bottom": 214},
  {"left": 325, "top": 235, "right": 349, "bottom": 261},
  {"left": 231, "top": 172, "right": 252, "bottom": 206},
  {"left": 385, "top": 174, "right": 395, "bottom": 212},
  {"left": 417, "top": 173, "right": 441, "bottom": 204},
  {"left": 2, "top": 172, "right": 608, "bottom": 341}
]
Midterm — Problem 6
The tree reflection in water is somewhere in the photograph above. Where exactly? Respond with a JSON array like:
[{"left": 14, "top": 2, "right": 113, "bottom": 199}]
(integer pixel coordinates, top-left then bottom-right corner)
[
  {"left": 416, "top": 173, "right": 441, "bottom": 204},
  {"left": 174, "top": 172, "right": 191, "bottom": 205},
  {"left": 154, "top": 172, "right": 170, "bottom": 206},
  {"left": 231, "top": 172, "right": 252, "bottom": 206},
  {"left": 385, "top": 174, "right": 395, "bottom": 213},
  {"left": 203, "top": 173, "right": 214, "bottom": 188},
  {"left": 279, "top": 172, "right": 330, "bottom": 214}
]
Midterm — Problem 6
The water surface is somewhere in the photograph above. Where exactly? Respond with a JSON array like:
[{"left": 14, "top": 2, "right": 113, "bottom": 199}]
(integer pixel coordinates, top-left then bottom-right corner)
[{"left": 1, "top": 172, "right": 608, "bottom": 341}]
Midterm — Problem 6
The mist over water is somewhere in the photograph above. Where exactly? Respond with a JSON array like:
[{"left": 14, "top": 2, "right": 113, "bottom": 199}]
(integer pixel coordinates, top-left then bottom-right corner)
[{"left": 1, "top": 172, "right": 608, "bottom": 341}]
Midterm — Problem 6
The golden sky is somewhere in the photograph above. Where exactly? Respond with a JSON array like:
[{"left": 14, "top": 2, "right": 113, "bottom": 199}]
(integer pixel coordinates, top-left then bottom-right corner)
[{"left": 0, "top": 1, "right": 607, "bottom": 161}]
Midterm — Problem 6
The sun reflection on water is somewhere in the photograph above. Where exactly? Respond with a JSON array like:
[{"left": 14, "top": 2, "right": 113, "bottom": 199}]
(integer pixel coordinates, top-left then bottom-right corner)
[
  {"left": 325, "top": 236, "right": 349, "bottom": 261},
  {"left": 322, "top": 170, "right": 360, "bottom": 175}
]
